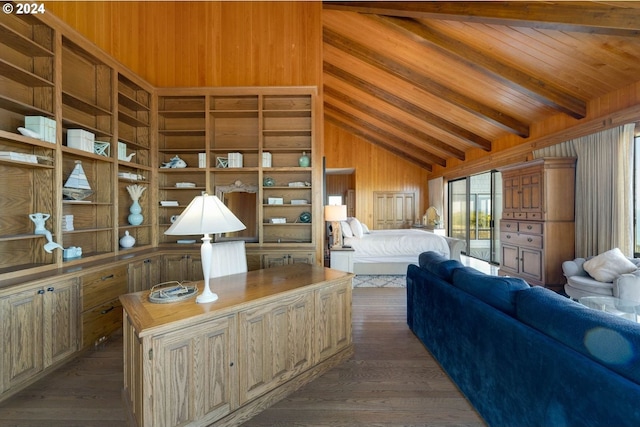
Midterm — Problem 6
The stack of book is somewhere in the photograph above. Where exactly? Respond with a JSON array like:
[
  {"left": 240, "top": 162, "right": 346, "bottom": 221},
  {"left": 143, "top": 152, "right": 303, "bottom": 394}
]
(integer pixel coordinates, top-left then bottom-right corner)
[{"left": 160, "top": 200, "right": 179, "bottom": 207}]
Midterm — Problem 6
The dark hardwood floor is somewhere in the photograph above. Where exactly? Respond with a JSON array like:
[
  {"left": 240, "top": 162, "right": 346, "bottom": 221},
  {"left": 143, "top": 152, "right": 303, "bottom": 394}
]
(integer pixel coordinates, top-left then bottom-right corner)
[{"left": 0, "top": 288, "right": 484, "bottom": 427}]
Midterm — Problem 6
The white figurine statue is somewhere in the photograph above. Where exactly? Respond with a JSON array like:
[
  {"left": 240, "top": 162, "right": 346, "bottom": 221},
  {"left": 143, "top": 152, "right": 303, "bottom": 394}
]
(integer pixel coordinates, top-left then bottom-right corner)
[{"left": 29, "top": 213, "right": 63, "bottom": 253}]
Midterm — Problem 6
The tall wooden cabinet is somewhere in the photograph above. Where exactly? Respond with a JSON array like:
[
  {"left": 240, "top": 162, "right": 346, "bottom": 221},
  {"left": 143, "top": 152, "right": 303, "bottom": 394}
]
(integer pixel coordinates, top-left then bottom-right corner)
[{"left": 498, "top": 158, "right": 576, "bottom": 289}]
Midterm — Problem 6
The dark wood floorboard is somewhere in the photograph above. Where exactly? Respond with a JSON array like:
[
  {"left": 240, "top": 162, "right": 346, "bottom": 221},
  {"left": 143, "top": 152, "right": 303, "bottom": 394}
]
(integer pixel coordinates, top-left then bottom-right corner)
[{"left": 0, "top": 287, "right": 485, "bottom": 427}]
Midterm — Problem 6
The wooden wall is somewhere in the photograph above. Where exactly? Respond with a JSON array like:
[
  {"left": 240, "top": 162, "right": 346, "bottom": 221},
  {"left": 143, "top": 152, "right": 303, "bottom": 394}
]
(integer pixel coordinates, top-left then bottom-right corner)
[
  {"left": 47, "top": 1, "right": 322, "bottom": 88},
  {"left": 324, "top": 122, "right": 429, "bottom": 227}
]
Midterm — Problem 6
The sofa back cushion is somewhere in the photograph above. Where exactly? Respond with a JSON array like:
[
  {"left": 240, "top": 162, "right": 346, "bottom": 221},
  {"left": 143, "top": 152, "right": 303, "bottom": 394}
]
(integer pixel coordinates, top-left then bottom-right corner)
[
  {"left": 418, "top": 251, "right": 464, "bottom": 282},
  {"left": 516, "top": 286, "right": 640, "bottom": 385},
  {"left": 451, "top": 267, "right": 529, "bottom": 315}
]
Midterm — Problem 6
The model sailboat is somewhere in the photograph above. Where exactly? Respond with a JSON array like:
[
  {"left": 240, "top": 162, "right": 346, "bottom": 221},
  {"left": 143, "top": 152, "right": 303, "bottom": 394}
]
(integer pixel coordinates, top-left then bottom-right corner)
[{"left": 63, "top": 160, "right": 93, "bottom": 201}]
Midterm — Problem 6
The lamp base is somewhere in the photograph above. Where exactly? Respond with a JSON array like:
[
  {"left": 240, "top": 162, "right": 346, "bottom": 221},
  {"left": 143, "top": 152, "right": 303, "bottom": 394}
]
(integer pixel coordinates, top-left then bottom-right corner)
[{"left": 196, "top": 291, "right": 219, "bottom": 303}]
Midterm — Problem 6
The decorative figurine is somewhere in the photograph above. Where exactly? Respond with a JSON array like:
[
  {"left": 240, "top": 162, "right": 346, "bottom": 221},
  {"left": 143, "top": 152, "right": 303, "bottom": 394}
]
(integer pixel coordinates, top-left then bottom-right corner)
[
  {"left": 120, "top": 230, "right": 136, "bottom": 248},
  {"left": 29, "top": 213, "right": 63, "bottom": 253},
  {"left": 161, "top": 155, "right": 187, "bottom": 168}
]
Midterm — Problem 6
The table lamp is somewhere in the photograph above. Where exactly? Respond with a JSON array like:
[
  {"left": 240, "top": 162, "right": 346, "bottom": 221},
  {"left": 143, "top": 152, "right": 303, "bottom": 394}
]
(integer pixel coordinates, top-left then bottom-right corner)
[
  {"left": 324, "top": 205, "right": 347, "bottom": 249},
  {"left": 165, "top": 193, "right": 246, "bottom": 303}
]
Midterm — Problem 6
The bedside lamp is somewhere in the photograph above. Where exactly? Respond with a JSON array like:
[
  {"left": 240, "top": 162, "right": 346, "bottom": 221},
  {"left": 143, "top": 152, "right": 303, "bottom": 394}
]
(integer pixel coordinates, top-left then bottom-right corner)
[
  {"left": 324, "top": 205, "right": 347, "bottom": 249},
  {"left": 165, "top": 193, "right": 246, "bottom": 303}
]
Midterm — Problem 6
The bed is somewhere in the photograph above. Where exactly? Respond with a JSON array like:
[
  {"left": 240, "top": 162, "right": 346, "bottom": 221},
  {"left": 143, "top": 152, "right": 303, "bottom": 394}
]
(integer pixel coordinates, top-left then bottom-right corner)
[{"left": 340, "top": 218, "right": 465, "bottom": 275}]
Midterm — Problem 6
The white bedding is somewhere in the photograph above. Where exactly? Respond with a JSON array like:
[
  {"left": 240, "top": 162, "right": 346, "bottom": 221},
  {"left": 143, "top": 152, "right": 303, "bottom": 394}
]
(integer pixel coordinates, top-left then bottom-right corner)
[{"left": 343, "top": 229, "right": 450, "bottom": 263}]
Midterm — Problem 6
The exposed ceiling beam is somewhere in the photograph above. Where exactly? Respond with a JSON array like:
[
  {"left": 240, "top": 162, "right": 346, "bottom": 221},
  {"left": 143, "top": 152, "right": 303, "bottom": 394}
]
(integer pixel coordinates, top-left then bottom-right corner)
[
  {"left": 324, "top": 61, "right": 493, "bottom": 151},
  {"left": 323, "top": 1, "right": 640, "bottom": 37},
  {"left": 324, "top": 85, "right": 465, "bottom": 160},
  {"left": 325, "top": 112, "right": 434, "bottom": 171},
  {"left": 325, "top": 103, "right": 447, "bottom": 167},
  {"left": 369, "top": 15, "right": 587, "bottom": 119},
  {"left": 324, "top": 27, "right": 530, "bottom": 137}
]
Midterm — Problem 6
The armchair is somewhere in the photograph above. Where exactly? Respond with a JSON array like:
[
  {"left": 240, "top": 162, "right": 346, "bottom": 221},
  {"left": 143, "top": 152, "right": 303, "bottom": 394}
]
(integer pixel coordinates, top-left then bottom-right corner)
[{"left": 562, "top": 256, "right": 640, "bottom": 302}]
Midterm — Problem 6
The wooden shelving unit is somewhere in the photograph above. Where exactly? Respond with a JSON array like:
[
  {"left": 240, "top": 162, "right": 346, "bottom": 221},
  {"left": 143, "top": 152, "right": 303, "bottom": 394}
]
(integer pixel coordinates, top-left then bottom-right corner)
[
  {"left": 0, "top": 12, "right": 155, "bottom": 279},
  {"left": 156, "top": 88, "right": 319, "bottom": 266}
]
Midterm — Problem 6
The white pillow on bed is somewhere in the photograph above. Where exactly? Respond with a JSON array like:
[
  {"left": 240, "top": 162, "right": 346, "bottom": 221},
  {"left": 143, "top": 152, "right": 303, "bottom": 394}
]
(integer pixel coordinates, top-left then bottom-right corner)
[
  {"left": 340, "top": 221, "right": 353, "bottom": 237},
  {"left": 348, "top": 217, "right": 364, "bottom": 238},
  {"left": 362, "top": 223, "right": 370, "bottom": 234}
]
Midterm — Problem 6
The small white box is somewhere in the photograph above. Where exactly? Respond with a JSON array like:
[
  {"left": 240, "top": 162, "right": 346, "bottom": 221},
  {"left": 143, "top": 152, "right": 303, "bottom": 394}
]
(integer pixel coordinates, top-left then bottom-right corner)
[
  {"left": 228, "top": 152, "right": 243, "bottom": 168},
  {"left": 262, "top": 152, "right": 272, "bottom": 167},
  {"left": 291, "top": 199, "right": 308, "bottom": 205},
  {"left": 268, "top": 197, "right": 284, "bottom": 205},
  {"left": 25, "top": 116, "right": 56, "bottom": 143},
  {"left": 0, "top": 151, "right": 37, "bottom": 163},
  {"left": 67, "top": 129, "right": 95, "bottom": 152},
  {"left": 198, "top": 153, "right": 206, "bottom": 168},
  {"left": 118, "top": 142, "right": 128, "bottom": 160},
  {"left": 269, "top": 218, "right": 286, "bottom": 224}
]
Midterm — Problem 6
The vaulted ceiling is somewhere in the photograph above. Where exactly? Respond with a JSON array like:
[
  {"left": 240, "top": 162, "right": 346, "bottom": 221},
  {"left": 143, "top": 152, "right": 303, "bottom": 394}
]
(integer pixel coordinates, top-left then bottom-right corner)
[{"left": 322, "top": 1, "right": 640, "bottom": 172}]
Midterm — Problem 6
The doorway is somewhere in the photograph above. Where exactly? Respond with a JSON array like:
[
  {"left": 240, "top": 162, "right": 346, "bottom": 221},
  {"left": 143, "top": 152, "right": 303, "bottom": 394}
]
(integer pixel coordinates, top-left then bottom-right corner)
[{"left": 448, "top": 171, "right": 502, "bottom": 264}]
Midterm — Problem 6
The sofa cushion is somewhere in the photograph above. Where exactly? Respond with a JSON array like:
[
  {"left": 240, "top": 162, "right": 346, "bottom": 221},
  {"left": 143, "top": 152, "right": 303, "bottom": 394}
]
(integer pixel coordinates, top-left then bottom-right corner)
[
  {"left": 516, "top": 286, "right": 640, "bottom": 385},
  {"left": 451, "top": 267, "right": 529, "bottom": 315},
  {"left": 583, "top": 248, "right": 637, "bottom": 282},
  {"left": 418, "top": 251, "right": 463, "bottom": 282},
  {"left": 615, "top": 271, "right": 640, "bottom": 302},
  {"left": 566, "top": 275, "right": 614, "bottom": 295}
]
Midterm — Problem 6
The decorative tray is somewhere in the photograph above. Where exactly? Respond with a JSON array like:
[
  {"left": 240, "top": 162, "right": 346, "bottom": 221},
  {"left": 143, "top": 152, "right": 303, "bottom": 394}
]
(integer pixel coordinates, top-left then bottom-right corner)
[{"left": 148, "top": 281, "right": 198, "bottom": 304}]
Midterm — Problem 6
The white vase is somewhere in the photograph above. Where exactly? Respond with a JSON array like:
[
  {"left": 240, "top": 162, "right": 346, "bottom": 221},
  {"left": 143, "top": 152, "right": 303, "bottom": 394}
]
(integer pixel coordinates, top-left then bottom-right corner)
[{"left": 120, "top": 231, "right": 135, "bottom": 248}]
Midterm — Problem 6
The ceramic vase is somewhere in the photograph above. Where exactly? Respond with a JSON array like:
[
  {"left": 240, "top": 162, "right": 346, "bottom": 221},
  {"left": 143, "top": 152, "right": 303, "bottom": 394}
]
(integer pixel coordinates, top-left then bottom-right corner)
[
  {"left": 128, "top": 200, "right": 143, "bottom": 225},
  {"left": 298, "top": 152, "right": 310, "bottom": 167},
  {"left": 120, "top": 230, "right": 135, "bottom": 248}
]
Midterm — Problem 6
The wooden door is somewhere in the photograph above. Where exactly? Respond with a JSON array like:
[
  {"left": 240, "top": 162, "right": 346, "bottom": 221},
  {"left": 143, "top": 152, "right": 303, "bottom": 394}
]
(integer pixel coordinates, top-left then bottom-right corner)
[
  {"left": 520, "top": 247, "right": 543, "bottom": 283},
  {"left": 0, "top": 286, "right": 44, "bottom": 393},
  {"left": 151, "top": 315, "right": 237, "bottom": 427},
  {"left": 520, "top": 171, "right": 542, "bottom": 213},
  {"left": 43, "top": 279, "right": 79, "bottom": 366},
  {"left": 315, "top": 280, "right": 352, "bottom": 362},
  {"left": 502, "top": 174, "right": 520, "bottom": 214},
  {"left": 373, "top": 192, "right": 415, "bottom": 229},
  {"left": 128, "top": 257, "right": 161, "bottom": 293},
  {"left": 500, "top": 244, "right": 519, "bottom": 276},
  {"left": 238, "top": 292, "right": 313, "bottom": 405}
]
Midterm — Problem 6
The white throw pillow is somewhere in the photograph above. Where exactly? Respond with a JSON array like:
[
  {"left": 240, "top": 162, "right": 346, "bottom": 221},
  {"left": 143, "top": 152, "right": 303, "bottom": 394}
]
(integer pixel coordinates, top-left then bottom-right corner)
[
  {"left": 340, "top": 221, "right": 353, "bottom": 238},
  {"left": 348, "top": 217, "right": 364, "bottom": 238},
  {"left": 362, "top": 223, "right": 370, "bottom": 234},
  {"left": 583, "top": 248, "right": 638, "bottom": 282}
]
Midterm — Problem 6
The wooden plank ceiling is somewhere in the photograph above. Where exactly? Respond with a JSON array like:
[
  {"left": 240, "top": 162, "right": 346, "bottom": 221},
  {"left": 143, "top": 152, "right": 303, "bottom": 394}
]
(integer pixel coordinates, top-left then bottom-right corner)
[{"left": 323, "top": 1, "right": 640, "bottom": 171}]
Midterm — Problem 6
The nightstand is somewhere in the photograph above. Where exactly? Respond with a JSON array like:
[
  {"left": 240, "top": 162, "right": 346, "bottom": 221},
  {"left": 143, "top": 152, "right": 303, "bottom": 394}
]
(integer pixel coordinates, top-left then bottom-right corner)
[{"left": 330, "top": 247, "right": 354, "bottom": 272}]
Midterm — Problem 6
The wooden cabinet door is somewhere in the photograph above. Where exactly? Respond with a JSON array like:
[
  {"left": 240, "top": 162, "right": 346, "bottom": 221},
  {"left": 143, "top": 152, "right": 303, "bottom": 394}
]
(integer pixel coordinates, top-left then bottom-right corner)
[
  {"left": 315, "top": 279, "right": 352, "bottom": 362},
  {"left": 160, "top": 254, "right": 190, "bottom": 282},
  {"left": 502, "top": 174, "right": 520, "bottom": 214},
  {"left": 238, "top": 292, "right": 313, "bottom": 405},
  {"left": 0, "top": 287, "right": 44, "bottom": 393},
  {"left": 151, "top": 315, "right": 237, "bottom": 427},
  {"left": 128, "top": 257, "right": 161, "bottom": 292},
  {"left": 500, "top": 244, "right": 520, "bottom": 276},
  {"left": 261, "top": 253, "right": 289, "bottom": 268},
  {"left": 520, "top": 171, "right": 542, "bottom": 213},
  {"left": 520, "top": 247, "right": 543, "bottom": 283},
  {"left": 373, "top": 192, "right": 415, "bottom": 229},
  {"left": 43, "top": 279, "right": 79, "bottom": 366}
]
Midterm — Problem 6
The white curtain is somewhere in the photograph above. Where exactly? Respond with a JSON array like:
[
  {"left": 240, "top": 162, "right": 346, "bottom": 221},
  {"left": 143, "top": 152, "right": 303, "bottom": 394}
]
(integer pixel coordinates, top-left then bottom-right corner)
[
  {"left": 571, "top": 124, "right": 635, "bottom": 257},
  {"left": 428, "top": 177, "right": 444, "bottom": 224}
]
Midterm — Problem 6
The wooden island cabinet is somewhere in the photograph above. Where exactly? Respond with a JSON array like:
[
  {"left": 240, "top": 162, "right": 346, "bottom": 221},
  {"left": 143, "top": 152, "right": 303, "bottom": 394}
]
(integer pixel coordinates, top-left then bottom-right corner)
[{"left": 120, "top": 263, "right": 353, "bottom": 427}]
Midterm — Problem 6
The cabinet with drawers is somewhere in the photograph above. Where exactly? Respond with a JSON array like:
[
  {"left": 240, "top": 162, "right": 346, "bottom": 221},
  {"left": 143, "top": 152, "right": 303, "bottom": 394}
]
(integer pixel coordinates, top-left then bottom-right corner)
[
  {"left": 498, "top": 158, "right": 576, "bottom": 289},
  {"left": 80, "top": 265, "right": 128, "bottom": 349}
]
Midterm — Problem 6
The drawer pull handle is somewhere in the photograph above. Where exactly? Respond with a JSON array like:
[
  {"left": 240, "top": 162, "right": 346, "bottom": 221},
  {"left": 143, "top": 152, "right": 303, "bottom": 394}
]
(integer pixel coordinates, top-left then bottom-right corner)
[
  {"left": 506, "top": 224, "right": 511, "bottom": 228},
  {"left": 101, "top": 306, "right": 115, "bottom": 315},
  {"left": 144, "top": 259, "right": 151, "bottom": 264},
  {"left": 47, "top": 287, "right": 54, "bottom": 292},
  {"left": 506, "top": 235, "right": 511, "bottom": 239},
  {"left": 37, "top": 289, "right": 45, "bottom": 295},
  {"left": 527, "top": 238, "right": 533, "bottom": 242},
  {"left": 527, "top": 225, "right": 532, "bottom": 230},
  {"left": 101, "top": 274, "right": 114, "bottom": 281}
]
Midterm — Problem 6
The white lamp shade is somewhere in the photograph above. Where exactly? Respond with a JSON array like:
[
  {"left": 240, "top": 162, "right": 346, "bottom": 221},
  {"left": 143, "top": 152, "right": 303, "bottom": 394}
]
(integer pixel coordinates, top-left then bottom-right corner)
[
  {"left": 324, "top": 205, "right": 347, "bottom": 222},
  {"left": 165, "top": 193, "right": 246, "bottom": 235}
]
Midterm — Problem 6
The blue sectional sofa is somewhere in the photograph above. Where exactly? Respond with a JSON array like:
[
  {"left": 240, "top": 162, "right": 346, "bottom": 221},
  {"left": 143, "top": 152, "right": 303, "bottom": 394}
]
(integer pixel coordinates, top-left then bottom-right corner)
[{"left": 407, "top": 251, "right": 640, "bottom": 427}]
